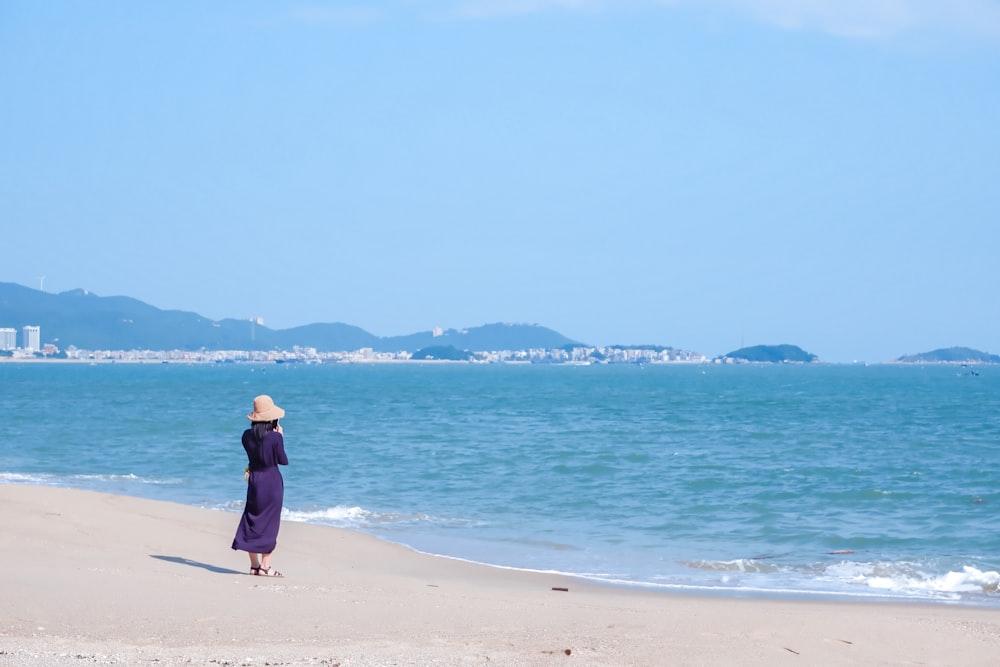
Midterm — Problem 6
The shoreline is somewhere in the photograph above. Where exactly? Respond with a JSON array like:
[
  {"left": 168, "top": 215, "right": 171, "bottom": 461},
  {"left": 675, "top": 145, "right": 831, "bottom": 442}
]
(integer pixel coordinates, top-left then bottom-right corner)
[
  {"left": 3, "top": 484, "right": 998, "bottom": 666},
  {"left": 7, "top": 476, "right": 999, "bottom": 610},
  {"left": 396, "top": 543, "right": 1000, "bottom": 610}
]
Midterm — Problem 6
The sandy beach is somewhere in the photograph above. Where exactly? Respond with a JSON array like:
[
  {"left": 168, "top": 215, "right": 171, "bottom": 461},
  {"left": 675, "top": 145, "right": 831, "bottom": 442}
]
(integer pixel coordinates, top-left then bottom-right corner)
[{"left": 2, "top": 485, "right": 998, "bottom": 666}]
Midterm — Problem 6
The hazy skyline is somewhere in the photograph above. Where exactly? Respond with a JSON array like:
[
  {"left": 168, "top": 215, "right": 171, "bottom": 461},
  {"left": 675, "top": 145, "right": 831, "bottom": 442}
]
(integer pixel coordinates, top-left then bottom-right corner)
[{"left": 2, "top": 1, "right": 998, "bottom": 362}]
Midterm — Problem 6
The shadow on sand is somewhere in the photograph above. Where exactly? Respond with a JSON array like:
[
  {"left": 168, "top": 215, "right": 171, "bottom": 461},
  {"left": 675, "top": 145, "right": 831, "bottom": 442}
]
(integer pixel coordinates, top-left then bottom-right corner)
[{"left": 150, "top": 554, "right": 244, "bottom": 575}]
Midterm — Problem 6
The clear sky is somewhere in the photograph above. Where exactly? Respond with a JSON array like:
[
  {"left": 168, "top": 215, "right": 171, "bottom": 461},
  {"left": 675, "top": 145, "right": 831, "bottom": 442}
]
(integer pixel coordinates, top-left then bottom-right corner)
[{"left": 2, "top": 1, "right": 998, "bottom": 362}]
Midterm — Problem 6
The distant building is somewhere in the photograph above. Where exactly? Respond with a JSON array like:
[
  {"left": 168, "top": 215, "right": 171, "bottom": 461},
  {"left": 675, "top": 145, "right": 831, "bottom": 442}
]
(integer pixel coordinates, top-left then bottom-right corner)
[
  {"left": 0, "top": 328, "right": 15, "bottom": 350},
  {"left": 22, "top": 325, "right": 40, "bottom": 352}
]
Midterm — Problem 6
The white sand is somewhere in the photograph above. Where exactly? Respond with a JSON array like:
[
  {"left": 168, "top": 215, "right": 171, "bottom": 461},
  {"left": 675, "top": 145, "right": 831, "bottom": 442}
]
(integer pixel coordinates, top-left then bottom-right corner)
[{"left": 2, "top": 485, "right": 998, "bottom": 666}]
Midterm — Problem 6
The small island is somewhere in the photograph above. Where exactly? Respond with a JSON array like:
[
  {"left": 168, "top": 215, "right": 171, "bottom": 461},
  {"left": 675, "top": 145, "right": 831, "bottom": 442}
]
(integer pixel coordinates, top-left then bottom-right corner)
[
  {"left": 895, "top": 347, "right": 999, "bottom": 364},
  {"left": 719, "top": 344, "right": 818, "bottom": 364},
  {"left": 410, "top": 345, "right": 473, "bottom": 361}
]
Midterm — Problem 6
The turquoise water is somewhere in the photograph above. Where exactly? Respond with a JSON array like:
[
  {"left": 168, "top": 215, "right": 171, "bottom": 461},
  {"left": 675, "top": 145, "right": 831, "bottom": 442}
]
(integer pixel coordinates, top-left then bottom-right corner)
[{"left": 4, "top": 361, "right": 1000, "bottom": 605}]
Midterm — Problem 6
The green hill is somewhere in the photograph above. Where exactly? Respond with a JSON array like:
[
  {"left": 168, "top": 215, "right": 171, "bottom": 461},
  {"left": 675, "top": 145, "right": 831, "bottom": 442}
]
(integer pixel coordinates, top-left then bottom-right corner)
[{"left": 721, "top": 344, "right": 818, "bottom": 363}]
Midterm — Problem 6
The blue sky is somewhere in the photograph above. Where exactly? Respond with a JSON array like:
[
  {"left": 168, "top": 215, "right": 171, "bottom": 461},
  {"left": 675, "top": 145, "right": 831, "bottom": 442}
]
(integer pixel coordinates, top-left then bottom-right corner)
[{"left": 2, "top": 1, "right": 998, "bottom": 362}]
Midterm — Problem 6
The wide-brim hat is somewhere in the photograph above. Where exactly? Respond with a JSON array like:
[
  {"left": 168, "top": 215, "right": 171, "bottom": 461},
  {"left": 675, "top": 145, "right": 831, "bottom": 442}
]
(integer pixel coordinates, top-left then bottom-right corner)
[{"left": 248, "top": 394, "right": 285, "bottom": 421}]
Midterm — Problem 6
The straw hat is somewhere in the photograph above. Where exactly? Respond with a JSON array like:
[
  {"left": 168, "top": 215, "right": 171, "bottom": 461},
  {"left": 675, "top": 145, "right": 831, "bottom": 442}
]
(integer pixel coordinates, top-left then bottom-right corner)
[{"left": 248, "top": 394, "right": 285, "bottom": 421}]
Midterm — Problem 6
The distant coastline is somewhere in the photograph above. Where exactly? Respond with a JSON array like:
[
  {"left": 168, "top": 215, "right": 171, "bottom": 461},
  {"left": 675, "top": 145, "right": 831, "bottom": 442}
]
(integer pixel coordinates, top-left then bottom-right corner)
[
  {"left": 2, "top": 353, "right": 996, "bottom": 366},
  {"left": 1, "top": 282, "right": 995, "bottom": 364},
  {"left": 0, "top": 349, "right": 712, "bottom": 365}
]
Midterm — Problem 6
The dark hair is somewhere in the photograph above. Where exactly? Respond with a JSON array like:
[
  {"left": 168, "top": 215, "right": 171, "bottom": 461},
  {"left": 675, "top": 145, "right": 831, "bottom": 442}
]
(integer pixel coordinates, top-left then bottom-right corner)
[{"left": 251, "top": 419, "right": 278, "bottom": 442}]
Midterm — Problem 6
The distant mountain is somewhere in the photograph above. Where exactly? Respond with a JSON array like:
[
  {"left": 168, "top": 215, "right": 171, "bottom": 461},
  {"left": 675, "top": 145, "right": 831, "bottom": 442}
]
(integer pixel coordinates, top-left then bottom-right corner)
[
  {"left": 721, "top": 344, "right": 818, "bottom": 363},
  {"left": 392, "top": 323, "right": 577, "bottom": 353},
  {"left": 0, "top": 282, "right": 581, "bottom": 353},
  {"left": 896, "top": 347, "right": 1000, "bottom": 364}
]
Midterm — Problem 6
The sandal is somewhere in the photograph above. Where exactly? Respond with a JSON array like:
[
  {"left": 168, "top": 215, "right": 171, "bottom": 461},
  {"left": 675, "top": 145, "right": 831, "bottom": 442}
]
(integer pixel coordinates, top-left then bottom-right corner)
[
  {"left": 250, "top": 566, "right": 261, "bottom": 576},
  {"left": 257, "top": 567, "right": 283, "bottom": 577}
]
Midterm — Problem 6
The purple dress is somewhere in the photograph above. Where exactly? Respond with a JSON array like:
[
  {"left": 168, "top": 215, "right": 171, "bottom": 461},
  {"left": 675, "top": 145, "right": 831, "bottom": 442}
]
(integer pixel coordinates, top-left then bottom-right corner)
[{"left": 232, "top": 429, "right": 288, "bottom": 554}]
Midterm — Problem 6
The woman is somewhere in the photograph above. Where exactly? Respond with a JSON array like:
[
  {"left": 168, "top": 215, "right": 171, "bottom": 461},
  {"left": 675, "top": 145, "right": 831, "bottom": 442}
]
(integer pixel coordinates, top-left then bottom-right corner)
[{"left": 232, "top": 394, "right": 289, "bottom": 577}]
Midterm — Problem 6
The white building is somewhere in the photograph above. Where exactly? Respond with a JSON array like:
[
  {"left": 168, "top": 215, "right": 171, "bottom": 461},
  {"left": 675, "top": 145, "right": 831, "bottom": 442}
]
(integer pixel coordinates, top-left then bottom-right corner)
[
  {"left": 22, "top": 325, "right": 40, "bottom": 352},
  {"left": 0, "top": 328, "right": 15, "bottom": 350}
]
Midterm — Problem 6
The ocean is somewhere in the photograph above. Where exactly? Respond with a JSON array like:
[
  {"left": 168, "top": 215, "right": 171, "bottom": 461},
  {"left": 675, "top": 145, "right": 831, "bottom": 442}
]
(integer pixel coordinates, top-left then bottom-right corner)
[{"left": 3, "top": 361, "right": 999, "bottom": 606}]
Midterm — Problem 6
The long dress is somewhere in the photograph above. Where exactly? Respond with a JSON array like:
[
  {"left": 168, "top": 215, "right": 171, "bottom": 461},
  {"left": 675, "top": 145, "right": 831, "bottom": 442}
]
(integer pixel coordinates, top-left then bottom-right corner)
[{"left": 232, "top": 429, "right": 288, "bottom": 554}]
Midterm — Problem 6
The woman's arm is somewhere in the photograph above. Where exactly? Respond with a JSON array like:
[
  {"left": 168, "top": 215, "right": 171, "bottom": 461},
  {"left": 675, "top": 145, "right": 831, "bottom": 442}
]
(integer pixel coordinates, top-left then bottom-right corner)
[{"left": 274, "top": 432, "right": 289, "bottom": 466}]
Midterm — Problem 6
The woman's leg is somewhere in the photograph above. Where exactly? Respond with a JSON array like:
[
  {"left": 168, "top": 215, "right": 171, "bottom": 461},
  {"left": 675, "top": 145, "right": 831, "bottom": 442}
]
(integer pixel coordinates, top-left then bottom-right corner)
[{"left": 259, "top": 552, "right": 283, "bottom": 577}]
